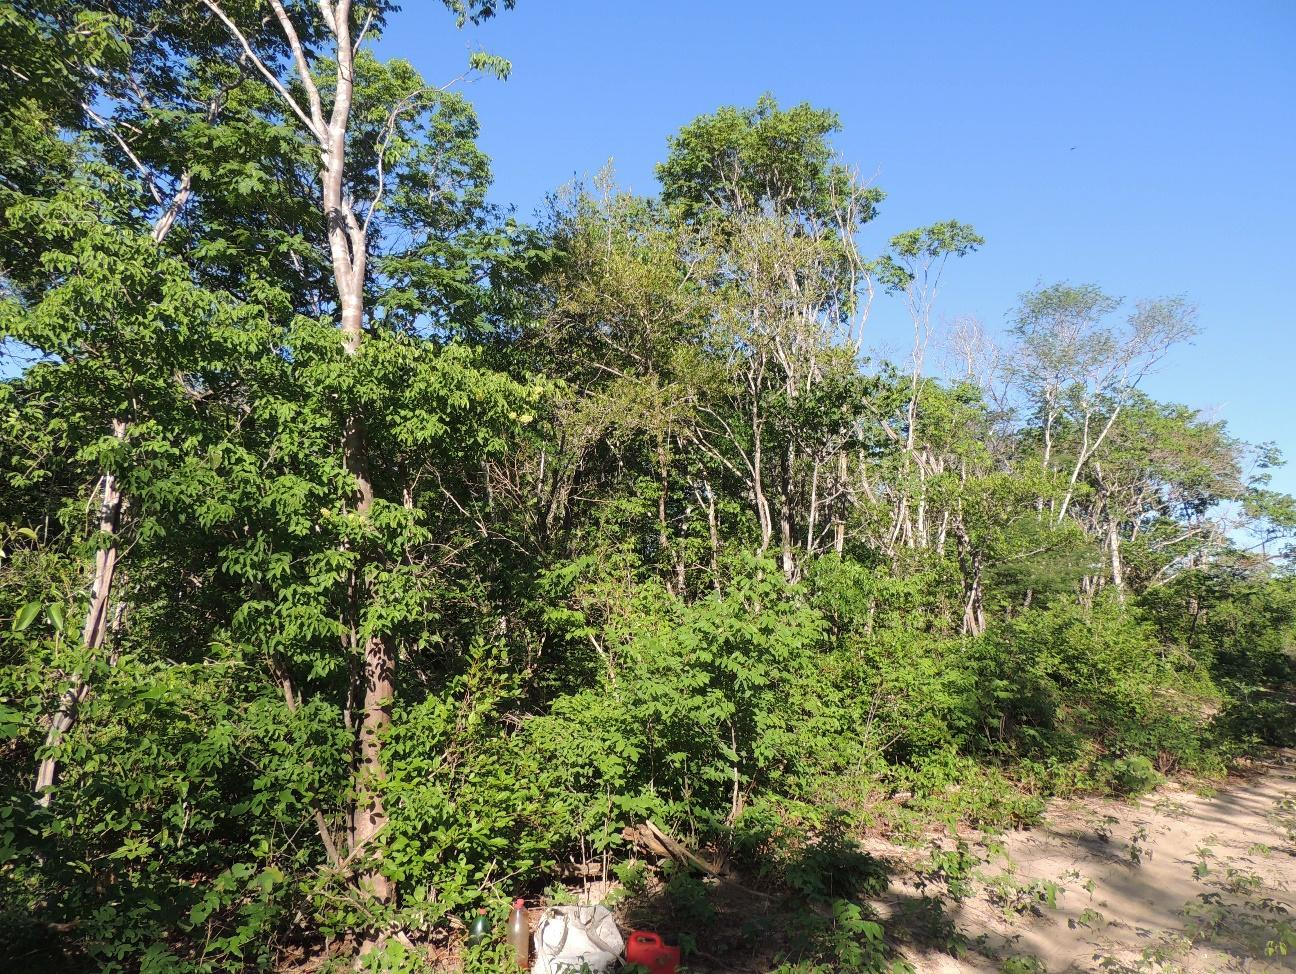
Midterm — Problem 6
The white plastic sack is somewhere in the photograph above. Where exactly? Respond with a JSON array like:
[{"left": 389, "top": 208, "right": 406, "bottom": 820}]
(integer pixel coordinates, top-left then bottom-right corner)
[{"left": 531, "top": 904, "right": 624, "bottom": 974}]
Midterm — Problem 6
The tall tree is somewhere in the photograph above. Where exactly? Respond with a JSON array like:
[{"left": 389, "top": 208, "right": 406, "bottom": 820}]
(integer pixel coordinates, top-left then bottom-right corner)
[
  {"left": 193, "top": 0, "right": 516, "bottom": 938},
  {"left": 1006, "top": 282, "right": 1198, "bottom": 521}
]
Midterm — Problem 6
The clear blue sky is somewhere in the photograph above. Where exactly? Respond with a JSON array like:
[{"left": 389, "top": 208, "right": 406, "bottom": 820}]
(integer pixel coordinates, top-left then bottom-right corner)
[{"left": 382, "top": 0, "right": 1296, "bottom": 495}]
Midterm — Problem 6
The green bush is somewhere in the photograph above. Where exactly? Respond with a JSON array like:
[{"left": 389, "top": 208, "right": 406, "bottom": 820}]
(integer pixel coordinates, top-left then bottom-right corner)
[
  {"left": 1106, "top": 755, "right": 1162, "bottom": 796},
  {"left": 972, "top": 598, "right": 1218, "bottom": 777}
]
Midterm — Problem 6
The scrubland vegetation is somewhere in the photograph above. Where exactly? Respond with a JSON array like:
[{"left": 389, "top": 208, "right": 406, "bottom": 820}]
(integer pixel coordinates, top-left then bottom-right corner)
[{"left": 1, "top": 2, "right": 1293, "bottom": 971}]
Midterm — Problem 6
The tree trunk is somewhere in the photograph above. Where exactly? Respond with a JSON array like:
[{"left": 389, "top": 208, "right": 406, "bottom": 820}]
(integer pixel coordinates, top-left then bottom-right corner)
[
  {"left": 695, "top": 479, "right": 721, "bottom": 588},
  {"left": 778, "top": 449, "right": 795, "bottom": 580},
  {"left": 962, "top": 570, "right": 985, "bottom": 636},
  {"left": 1107, "top": 508, "right": 1126, "bottom": 601},
  {"left": 33, "top": 137, "right": 199, "bottom": 803},
  {"left": 202, "top": 0, "right": 397, "bottom": 945},
  {"left": 658, "top": 444, "right": 685, "bottom": 592},
  {"left": 1093, "top": 464, "right": 1126, "bottom": 602},
  {"left": 954, "top": 519, "right": 985, "bottom": 636},
  {"left": 805, "top": 457, "right": 820, "bottom": 554},
  {"left": 34, "top": 426, "right": 124, "bottom": 805},
  {"left": 752, "top": 423, "right": 773, "bottom": 555},
  {"left": 319, "top": 0, "right": 395, "bottom": 912},
  {"left": 833, "top": 452, "right": 847, "bottom": 555}
]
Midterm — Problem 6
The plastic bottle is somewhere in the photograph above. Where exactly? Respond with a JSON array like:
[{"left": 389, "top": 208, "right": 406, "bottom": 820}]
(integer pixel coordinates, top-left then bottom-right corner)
[
  {"left": 507, "top": 898, "right": 529, "bottom": 969},
  {"left": 467, "top": 907, "right": 490, "bottom": 946}
]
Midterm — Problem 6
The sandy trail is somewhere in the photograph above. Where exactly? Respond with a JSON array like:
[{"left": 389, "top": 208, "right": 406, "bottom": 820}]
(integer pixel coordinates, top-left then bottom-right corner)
[{"left": 880, "top": 750, "right": 1296, "bottom": 973}]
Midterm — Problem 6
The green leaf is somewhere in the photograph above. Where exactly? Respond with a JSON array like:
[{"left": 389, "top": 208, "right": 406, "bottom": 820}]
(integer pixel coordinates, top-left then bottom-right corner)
[
  {"left": 468, "top": 50, "right": 512, "bottom": 80},
  {"left": 13, "top": 602, "right": 42, "bottom": 632},
  {"left": 46, "top": 603, "right": 66, "bottom": 632}
]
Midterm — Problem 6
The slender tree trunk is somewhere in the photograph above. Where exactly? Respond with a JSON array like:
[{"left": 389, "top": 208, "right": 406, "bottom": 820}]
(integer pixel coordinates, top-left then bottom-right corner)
[
  {"left": 658, "top": 444, "right": 684, "bottom": 592},
  {"left": 1107, "top": 509, "right": 1126, "bottom": 601},
  {"left": 778, "top": 449, "right": 795, "bottom": 580},
  {"left": 34, "top": 420, "right": 126, "bottom": 804},
  {"left": 314, "top": 0, "right": 396, "bottom": 911},
  {"left": 1094, "top": 465, "right": 1126, "bottom": 603},
  {"left": 1056, "top": 404, "right": 1122, "bottom": 525},
  {"left": 915, "top": 485, "right": 928, "bottom": 548},
  {"left": 1035, "top": 400, "right": 1058, "bottom": 514},
  {"left": 833, "top": 452, "right": 847, "bottom": 555},
  {"left": 752, "top": 422, "right": 773, "bottom": 555},
  {"left": 963, "top": 563, "right": 985, "bottom": 637},
  {"left": 695, "top": 479, "right": 721, "bottom": 588},
  {"left": 33, "top": 137, "right": 200, "bottom": 802},
  {"left": 954, "top": 519, "right": 985, "bottom": 636},
  {"left": 202, "top": 0, "right": 399, "bottom": 945},
  {"left": 726, "top": 722, "right": 742, "bottom": 825},
  {"left": 805, "top": 457, "right": 820, "bottom": 554},
  {"left": 1187, "top": 590, "right": 1202, "bottom": 646}
]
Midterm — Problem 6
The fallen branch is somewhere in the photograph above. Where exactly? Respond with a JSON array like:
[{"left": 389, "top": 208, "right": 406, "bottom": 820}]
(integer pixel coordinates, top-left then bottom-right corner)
[{"left": 621, "top": 820, "right": 725, "bottom": 876}]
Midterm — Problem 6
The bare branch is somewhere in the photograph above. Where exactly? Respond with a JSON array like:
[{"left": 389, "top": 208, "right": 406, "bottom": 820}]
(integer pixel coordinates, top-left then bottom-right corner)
[
  {"left": 81, "top": 103, "right": 162, "bottom": 205},
  {"left": 361, "top": 90, "right": 424, "bottom": 238},
  {"left": 353, "top": 8, "right": 374, "bottom": 51},
  {"left": 317, "top": 0, "right": 337, "bottom": 33},
  {"left": 266, "top": 0, "right": 327, "bottom": 134},
  {"left": 200, "top": 0, "right": 325, "bottom": 142},
  {"left": 151, "top": 172, "right": 192, "bottom": 244}
]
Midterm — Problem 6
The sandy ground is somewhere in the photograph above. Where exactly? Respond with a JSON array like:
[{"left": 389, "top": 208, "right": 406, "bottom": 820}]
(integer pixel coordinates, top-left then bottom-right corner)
[{"left": 878, "top": 750, "right": 1296, "bottom": 973}]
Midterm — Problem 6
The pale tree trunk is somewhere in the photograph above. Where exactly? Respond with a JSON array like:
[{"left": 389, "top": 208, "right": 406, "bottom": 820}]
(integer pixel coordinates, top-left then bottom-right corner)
[
  {"left": 34, "top": 427, "right": 124, "bottom": 804},
  {"left": 886, "top": 496, "right": 905, "bottom": 560},
  {"left": 915, "top": 477, "right": 928, "bottom": 549},
  {"left": 725, "top": 722, "right": 742, "bottom": 825},
  {"left": 962, "top": 568, "right": 985, "bottom": 637},
  {"left": 657, "top": 443, "right": 685, "bottom": 593},
  {"left": 895, "top": 292, "right": 927, "bottom": 551},
  {"left": 693, "top": 479, "right": 721, "bottom": 588},
  {"left": 204, "top": 0, "right": 393, "bottom": 916},
  {"left": 1056, "top": 404, "right": 1122, "bottom": 525},
  {"left": 804, "top": 457, "right": 819, "bottom": 554},
  {"left": 752, "top": 421, "right": 773, "bottom": 555},
  {"left": 1077, "top": 573, "right": 1099, "bottom": 610},
  {"left": 778, "top": 449, "right": 796, "bottom": 580},
  {"left": 833, "top": 452, "right": 847, "bottom": 555},
  {"left": 658, "top": 455, "right": 669, "bottom": 579},
  {"left": 1099, "top": 466, "right": 1130, "bottom": 600},
  {"left": 1187, "top": 585, "right": 1202, "bottom": 645},
  {"left": 315, "top": 3, "right": 395, "bottom": 911},
  {"left": 33, "top": 90, "right": 208, "bottom": 800},
  {"left": 1108, "top": 523, "right": 1125, "bottom": 600},
  {"left": 954, "top": 519, "right": 985, "bottom": 636},
  {"left": 1038, "top": 403, "right": 1057, "bottom": 513}
]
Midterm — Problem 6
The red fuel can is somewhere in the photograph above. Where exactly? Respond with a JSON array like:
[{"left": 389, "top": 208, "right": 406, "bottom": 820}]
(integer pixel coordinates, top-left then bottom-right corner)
[{"left": 626, "top": 930, "right": 680, "bottom": 974}]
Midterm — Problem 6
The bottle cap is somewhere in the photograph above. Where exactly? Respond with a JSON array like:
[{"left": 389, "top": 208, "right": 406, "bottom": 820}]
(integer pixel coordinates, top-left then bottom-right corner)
[{"left": 513, "top": 898, "right": 525, "bottom": 909}]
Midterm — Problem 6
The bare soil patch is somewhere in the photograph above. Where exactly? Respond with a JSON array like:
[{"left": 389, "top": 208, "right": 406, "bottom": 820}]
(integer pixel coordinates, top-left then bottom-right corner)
[{"left": 879, "top": 750, "right": 1296, "bottom": 973}]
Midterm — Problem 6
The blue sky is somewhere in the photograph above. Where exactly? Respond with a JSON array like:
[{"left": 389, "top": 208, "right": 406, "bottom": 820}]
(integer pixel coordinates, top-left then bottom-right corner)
[{"left": 383, "top": 0, "right": 1295, "bottom": 493}]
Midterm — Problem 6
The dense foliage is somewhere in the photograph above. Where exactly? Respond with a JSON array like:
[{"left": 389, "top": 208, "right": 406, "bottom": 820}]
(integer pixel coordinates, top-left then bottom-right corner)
[{"left": 1, "top": 3, "right": 1293, "bottom": 972}]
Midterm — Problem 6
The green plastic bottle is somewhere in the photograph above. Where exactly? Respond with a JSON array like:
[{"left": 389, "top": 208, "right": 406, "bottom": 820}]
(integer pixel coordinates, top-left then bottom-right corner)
[{"left": 467, "top": 908, "right": 490, "bottom": 946}]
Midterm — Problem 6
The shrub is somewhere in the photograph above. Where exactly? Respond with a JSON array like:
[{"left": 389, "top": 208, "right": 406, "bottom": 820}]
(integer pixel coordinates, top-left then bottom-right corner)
[{"left": 1106, "top": 755, "right": 1162, "bottom": 796}]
